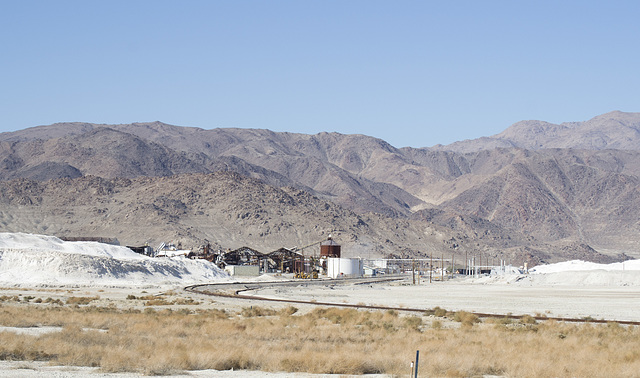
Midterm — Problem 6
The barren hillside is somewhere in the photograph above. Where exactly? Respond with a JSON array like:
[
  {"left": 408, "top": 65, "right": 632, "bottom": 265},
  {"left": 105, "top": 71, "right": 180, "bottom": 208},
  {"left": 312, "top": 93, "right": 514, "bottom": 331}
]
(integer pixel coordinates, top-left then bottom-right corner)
[
  {"left": 2, "top": 112, "right": 640, "bottom": 262},
  {"left": 0, "top": 173, "right": 461, "bottom": 259},
  {"left": 430, "top": 111, "right": 640, "bottom": 153}
]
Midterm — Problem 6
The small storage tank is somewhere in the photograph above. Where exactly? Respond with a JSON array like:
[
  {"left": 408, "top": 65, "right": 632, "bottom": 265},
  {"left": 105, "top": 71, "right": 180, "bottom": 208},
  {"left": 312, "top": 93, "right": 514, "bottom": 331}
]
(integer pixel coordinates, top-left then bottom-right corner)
[
  {"left": 327, "top": 257, "right": 363, "bottom": 278},
  {"left": 224, "top": 265, "right": 260, "bottom": 277},
  {"left": 320, "top": 237, "right": 341, "bottom": 258}
]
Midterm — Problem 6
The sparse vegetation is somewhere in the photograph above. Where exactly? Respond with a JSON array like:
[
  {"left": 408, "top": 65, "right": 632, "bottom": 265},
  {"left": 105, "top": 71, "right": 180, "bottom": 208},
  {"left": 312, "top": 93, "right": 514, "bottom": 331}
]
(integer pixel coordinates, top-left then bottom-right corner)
[
  {"left": 453, "top": 310, "right": 480, "bottom": 327},
  {"left": 144, "top": 298, "right": 172, "bottom": 306},
  {"left": 432, "top": 306, "right": 447, "bottom": 317},
  {"left": 0, "top": 303, "right": 638, "bottom": 376},
  {"left": 520, "top": 314, "right": 538, "bottom": 324},
  {"left": 240, "top": 306, "right": 277, "bottom": 317},
  {"left": 44, "top": 298, "right": 64, "bottom": 305},
  {"left": 127, "top": 294, "right": 201, "bottom": 306},
  {"left": 66, "top": 296, "right": 99, "bottom": 305}
]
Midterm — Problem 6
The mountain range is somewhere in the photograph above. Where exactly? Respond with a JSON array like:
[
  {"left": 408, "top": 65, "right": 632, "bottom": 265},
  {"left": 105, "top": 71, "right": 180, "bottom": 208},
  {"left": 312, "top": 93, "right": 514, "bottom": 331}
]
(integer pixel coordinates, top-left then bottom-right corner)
[{"left": 1, "top": 111, "right": 639, "bottom": 265}]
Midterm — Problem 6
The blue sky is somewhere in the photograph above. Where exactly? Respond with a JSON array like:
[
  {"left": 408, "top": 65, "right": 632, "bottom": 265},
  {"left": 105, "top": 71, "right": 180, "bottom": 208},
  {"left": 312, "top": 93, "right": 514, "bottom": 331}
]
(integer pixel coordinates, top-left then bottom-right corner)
[{"left": 1, "top": 1, "right": 639, "bottom": 148}]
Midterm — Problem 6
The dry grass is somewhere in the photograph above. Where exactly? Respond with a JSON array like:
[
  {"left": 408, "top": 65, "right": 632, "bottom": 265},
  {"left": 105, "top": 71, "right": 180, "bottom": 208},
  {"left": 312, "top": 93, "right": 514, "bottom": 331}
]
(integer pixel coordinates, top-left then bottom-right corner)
[
  {"left": 66, "top": 296, "right": 99, "bottom": 305},
  {"left": 0, "top": 301, "right": 639, "bottom": 377},
  {"left": 126, "top": 294, "right": 201, "bottom": 306}
]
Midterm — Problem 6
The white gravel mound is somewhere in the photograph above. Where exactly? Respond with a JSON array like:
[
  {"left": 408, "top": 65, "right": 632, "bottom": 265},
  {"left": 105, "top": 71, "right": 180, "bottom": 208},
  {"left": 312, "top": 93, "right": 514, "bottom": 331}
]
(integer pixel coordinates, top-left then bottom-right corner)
[
  {"left": 0, "top": 232, "right": 230, "bottom": 286},
  {"left": 530, "top": 259, "right": 640, "bottom": 274},
  {"left": 523, "top": 259, "right": 640, "bottom": 286}
]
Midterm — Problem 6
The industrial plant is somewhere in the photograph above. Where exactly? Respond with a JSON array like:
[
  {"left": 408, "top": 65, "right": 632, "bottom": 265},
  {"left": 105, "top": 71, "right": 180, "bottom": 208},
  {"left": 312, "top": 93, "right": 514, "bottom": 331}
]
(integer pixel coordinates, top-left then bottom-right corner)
[{"left": 125, "top": 236, "right": 517, "bottom": 280}]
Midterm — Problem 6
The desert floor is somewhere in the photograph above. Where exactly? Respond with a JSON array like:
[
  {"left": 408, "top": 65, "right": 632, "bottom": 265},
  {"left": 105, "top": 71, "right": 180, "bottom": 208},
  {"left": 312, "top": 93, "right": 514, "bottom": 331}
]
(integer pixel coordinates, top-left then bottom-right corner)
[{"left": 1, "top": 272, "right": 639, "bottom": 377}]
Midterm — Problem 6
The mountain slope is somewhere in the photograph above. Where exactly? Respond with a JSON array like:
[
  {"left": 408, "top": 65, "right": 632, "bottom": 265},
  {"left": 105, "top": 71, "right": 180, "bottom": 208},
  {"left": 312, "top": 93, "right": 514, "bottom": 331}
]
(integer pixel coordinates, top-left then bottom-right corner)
[
  {"left": 0, "top": 173, "right": 464, "bottom": 259},
  {"left": 0, "top": 123, "right": 425, "bottom": 217},
  {"left": 2, "top": 112, "right": 640, "bottom": 261},
  {"left": 430, "top": 111, "right": 640, "bottom": 153}
]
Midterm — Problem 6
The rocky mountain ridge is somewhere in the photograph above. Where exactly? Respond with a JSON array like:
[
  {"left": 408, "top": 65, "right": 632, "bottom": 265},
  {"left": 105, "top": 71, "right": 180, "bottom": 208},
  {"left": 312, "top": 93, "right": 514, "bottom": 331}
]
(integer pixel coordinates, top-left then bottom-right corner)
[
  {"left": 0, "top": 173, "right": 622, "bottom": 266},
  {"left": 2, "top": 111, "right": 640, "bottom": 262},
  {"left": 430, "top": 111, "right": 640, "bottom": 153}
]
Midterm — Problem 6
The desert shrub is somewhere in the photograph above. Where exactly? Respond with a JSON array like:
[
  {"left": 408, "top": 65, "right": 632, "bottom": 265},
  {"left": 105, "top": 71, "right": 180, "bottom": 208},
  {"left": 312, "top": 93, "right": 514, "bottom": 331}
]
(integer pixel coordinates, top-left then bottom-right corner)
[
  {"left": 279, "top": 306, "right": 298, "bottom": 316},
  {"left": 433, "top": 306, "right": 447, "bottom": 317},
  {"left": 520, "top": 315, "right": 537, "bottom": 325},
  {"left": 173, "top": 298, "right": 200, "bottom": 305},
  {"left": 240, "top": 306, "right": 277, "bottom": 317},
  {"left": 204, "top": 309, "right": 229, "bottom": 320},
  {"left": 44, "top": 298, "right": 64, "bottom": 305},
  {"left": 403, "top": 315, "right": 422, "bottom": 331},
  {"left": 175, "top": 308, "right": 192, "bottom": 315},
  {"left": 311, "top": 307, "right": 360, "bottom": 324},
  {"left": 136, "top": 295, "right": 158, "bottom": 301},
  {"left": 66, "top": 296, "right": 99, "bottom": 305},
  {"left": 144, "top": 299, "right": 172, "bottom": 306},
  {"left": 487, "top": 316, "right": 513, "bottom": 326},
  {"left": 454, "top": 311, "right": 479, "bottom": 327}
]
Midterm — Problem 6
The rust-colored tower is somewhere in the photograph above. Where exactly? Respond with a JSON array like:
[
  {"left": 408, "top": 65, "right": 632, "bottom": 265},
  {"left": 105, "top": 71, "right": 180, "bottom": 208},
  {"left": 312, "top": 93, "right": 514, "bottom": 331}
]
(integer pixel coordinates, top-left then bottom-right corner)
[{"left": 320, "top": 237, "right": 341, "bottom": 258}]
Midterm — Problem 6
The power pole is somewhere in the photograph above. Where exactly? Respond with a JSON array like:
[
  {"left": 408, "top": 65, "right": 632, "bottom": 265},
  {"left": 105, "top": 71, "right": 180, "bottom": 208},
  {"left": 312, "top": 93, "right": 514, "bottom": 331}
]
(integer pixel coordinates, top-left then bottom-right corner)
[
  {"left": 429, "top": 254, "right": 432, "bottom": 283},
  {"left": 412, "top": 259, "right": 416, "bottom": 285}
]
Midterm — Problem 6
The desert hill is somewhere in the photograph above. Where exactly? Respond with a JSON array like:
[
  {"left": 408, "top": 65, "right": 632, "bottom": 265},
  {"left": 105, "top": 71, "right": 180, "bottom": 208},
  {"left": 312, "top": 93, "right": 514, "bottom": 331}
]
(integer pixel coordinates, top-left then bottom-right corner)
[
  {"left": 0, "top": 172, "right": 484, "bottom": 260},
  {"left": 430, "top": 111, "right": 640, "bottom": 153},
  {"left": 0, "top": 124, "right": 422, "bottom": 217},
  {"left": 2, "top": 111, "right": 640, "bottom": 262}
]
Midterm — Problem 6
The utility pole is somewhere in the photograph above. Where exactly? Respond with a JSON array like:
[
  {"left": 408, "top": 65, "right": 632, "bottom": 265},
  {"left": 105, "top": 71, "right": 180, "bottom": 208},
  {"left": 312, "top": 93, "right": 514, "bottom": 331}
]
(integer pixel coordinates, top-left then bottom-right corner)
[
  {"left": 429, "top": 254, "right": 432, "bottom": 283},
  {"left": 452, "top": 252, "right": 455, "bottom": 279},
  {"left": 412, "top": 259, "right": 416, "bottom": 285},
  {"left": 465, "top": 251, "right": 468, "bottom": 276}
]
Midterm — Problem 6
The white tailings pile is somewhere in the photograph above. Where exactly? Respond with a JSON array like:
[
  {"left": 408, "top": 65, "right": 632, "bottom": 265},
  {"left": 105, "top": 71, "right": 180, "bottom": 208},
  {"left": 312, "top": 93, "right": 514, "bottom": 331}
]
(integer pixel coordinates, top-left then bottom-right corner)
[
  {"left": 523, "top": 259, "right": 640, "bottom": 286},
  {"left": 0, "top": 233, "right": 230, "bottom": 286},
  {"left": 529, "top": 259, "right": 640, "bottom": 273},
  {"left": 468, "top": 258, "right": 640, "bottom": 286}
]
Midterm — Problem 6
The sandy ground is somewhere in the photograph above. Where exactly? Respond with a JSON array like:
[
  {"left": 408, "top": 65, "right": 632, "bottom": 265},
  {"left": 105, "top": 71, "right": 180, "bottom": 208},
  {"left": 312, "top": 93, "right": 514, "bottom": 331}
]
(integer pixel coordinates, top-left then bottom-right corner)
[
  {"left": 0, "top": 281, "right": 391, "bottom": 378},
  {"left": 3, "top": 235, "right": 639, "bottom": 376},
  {"left": 0, "top": 360, "right": 392, "bottom": 378},
  {"left": 246, "top": 276, "right": 640, "bottom": 322},
  {"left": 1, "top": 273, "right": 640, "bottom": 377}
]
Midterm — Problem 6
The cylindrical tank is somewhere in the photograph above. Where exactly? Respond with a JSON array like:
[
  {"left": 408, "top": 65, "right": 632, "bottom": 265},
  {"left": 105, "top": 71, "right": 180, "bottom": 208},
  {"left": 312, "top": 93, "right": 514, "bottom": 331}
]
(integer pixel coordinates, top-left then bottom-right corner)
[
  {"left": 327, "top": 257, "right": 363, "bottom": 278},
  {"left": 320, "top": 237, "right": 341, "bottom": 258}
]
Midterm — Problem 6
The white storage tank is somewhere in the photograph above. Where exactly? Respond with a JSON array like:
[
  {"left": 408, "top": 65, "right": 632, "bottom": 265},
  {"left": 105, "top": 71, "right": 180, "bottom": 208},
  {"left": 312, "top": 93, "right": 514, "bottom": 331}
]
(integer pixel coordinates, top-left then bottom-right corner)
[{"left": 327, "top": 257, "right": 363, "bottom": 278}]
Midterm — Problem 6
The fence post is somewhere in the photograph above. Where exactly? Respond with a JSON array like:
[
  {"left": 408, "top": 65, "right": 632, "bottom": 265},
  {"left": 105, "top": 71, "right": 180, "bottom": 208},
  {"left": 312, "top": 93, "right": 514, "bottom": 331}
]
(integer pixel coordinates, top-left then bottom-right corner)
[{"left": 414, "top": 350, "right": 420, "bottom": 378}]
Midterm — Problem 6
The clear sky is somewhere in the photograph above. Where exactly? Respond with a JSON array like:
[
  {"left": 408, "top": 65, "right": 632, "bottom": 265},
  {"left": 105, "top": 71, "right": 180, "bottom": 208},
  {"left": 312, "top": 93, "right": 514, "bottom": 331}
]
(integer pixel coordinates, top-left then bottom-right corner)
[{"left": 1, "top": 1, "right": 639, "bottom": 148}]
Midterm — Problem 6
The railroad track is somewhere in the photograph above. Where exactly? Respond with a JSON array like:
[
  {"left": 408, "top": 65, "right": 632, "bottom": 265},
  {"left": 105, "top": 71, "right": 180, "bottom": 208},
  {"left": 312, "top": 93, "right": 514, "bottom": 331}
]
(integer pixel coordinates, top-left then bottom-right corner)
[{"left": 185, "top": 277, "right": 640, "bottom": 326}]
